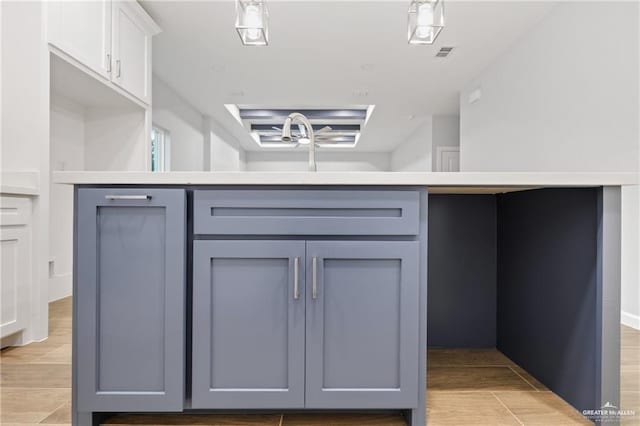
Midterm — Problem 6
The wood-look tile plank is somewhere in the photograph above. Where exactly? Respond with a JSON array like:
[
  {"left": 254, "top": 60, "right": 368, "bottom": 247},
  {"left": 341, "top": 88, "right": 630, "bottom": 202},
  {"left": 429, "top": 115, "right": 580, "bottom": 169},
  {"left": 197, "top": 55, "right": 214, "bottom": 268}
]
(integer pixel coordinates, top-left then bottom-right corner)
[
  {"left": 428, "top": 367, "right": 535, "bottom": 391},
  {"left": 620, "top": 393, "right": 640, "bottom": 426},
  {"left": 427, "top": 349, "right": 515, "bottom": 368},
  {"left": 33, "top": 344, "right": 72, "bottom": 364},
  {"left": 281, "top": 413, "right": 405, "bottom": 425},
  {"left": 102, "top": 413, "right": 282, "bottom": 425},
  {"left": 621, "top": 347, "right": 640, "bottom": 371},
  {"left": 622, "top": 325, "right": 640, "bottom": 346},
  {"left": 0, "top": 387, "right": 70, "bottom": 424},
  {"left": 621, "top": 391, "right": 640, "bottom": 421},
  {"left": 0, "top": 363, "right": 71, "bottom": 388},
  {"left": 48, "top": 317, "right": 72, "bottom": 332},
  {"left": 1, "top": 424, "right": 69, "bottom": 426},
  {"left": 507, "top": 365, "right": 549, "bottom": 391},
  {"left": 1, "top": 335, "right": 70, "bottom": 364},
  {"left": 621, "top": 368, "right": 640, "bottom": 393},
  {"left": 493, "top": 391, "right": 591, "bottom": 425},
  {"left": 427, "top": 391, "right": 520, "bottom": 425},
  {"left": 41, "top": 401, "right": 71, "bottom": 424},
  {"left": 47, "top": 298, "right": 72, "bottom": 338}
]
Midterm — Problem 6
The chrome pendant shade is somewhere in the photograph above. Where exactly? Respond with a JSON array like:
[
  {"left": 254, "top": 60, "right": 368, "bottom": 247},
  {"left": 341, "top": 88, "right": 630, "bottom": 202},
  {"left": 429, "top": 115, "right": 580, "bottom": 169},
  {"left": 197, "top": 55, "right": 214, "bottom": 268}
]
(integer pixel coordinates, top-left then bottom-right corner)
[
  {"left": 234, "top": 0, "right": 446, "bottom": 47},
  {"left": 408, "top": 0, "right": 445, "bottom": 45},
  {"left": 235, "top": 0, "right": 269, "bottom": 46}
]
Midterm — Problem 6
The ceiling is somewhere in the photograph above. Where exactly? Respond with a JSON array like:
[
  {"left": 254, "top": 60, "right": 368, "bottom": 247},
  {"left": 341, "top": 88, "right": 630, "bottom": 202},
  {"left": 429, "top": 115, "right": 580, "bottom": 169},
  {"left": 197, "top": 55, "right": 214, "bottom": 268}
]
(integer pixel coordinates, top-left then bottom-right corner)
[{"left": 142, "top": 0, "right": 556, "bottom": 152}]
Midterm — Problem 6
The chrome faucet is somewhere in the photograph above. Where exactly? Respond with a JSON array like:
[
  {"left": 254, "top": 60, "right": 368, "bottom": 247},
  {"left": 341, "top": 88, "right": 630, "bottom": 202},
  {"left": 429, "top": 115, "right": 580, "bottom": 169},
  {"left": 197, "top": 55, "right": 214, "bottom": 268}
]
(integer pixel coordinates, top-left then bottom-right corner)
[{"left": 281, "top": 112, "right": 316, "bottom": 172}]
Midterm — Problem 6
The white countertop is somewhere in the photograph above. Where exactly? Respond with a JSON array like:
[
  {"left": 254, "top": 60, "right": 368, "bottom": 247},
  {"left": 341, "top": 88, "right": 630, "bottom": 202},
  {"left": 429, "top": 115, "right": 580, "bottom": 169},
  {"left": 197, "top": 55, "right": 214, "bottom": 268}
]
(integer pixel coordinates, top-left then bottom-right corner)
[
  {"left": 52, "top": 171, "right": 638, "bottom": 192},
  {"left": 1, "top": 171, "right": 40, "bottom": 196}
]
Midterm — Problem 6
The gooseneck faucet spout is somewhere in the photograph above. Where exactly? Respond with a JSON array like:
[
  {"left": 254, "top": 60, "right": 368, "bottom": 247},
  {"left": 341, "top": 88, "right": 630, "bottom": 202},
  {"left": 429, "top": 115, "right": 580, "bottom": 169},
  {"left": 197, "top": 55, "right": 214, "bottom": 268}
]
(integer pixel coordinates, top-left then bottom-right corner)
[{"left": 281, "top": 112, "right": 316, "bottom": 172}]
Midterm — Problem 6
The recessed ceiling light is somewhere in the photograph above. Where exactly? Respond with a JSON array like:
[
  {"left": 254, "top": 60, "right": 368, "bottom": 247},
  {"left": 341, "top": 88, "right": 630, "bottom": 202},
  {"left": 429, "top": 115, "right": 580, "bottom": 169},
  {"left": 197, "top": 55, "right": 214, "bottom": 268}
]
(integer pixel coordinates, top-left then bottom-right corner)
[{"left": 353, "top": 89, "right": 369, "bottom": 98}]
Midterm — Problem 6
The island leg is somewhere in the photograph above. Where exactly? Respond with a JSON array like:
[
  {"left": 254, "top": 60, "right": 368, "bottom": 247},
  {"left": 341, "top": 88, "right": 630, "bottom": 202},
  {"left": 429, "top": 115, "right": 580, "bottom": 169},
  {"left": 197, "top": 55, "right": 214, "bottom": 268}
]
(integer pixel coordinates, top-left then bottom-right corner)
[
  {"left": 405, "top": 407, "right": 426, "bottom": 426},
  {"left": 76, "top": 411, "right": 99, "bottom": 426}
]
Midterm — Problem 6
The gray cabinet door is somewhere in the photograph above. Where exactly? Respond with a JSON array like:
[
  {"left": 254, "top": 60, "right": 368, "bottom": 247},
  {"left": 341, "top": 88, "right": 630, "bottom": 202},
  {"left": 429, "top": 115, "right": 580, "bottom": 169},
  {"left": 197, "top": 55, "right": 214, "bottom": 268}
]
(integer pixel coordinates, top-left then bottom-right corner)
[
  {"left": 192, "top": 240, "right": 306, "bottom": 409},
  {"left": 305, "top": 241, "right": 420, "bottom": 409},
  {"left": 75, "top": 188, "right": 185, "bottom": 412}
]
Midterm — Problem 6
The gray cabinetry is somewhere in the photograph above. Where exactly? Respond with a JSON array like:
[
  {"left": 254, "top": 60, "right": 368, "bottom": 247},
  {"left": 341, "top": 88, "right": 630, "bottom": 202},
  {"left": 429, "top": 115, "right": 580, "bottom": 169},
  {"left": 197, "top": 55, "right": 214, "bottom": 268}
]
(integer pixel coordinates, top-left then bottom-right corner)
[
  {"left": 73, "top": 186, "right": 426, "bottom": 425},
  {"left": 191, "top": 240, "right": 306, "bottom": 409},
  {"left": 75, "top": 188, "right": 185, "bottom": 412},
  {"left": 305, "top": 241, "right": 420, "bottom": 409},
  {"left": 193, "top": 189, "right": 420, "bottom": 235},
  {"left": 192, "top": 240, "right": 420, "bottom": 410}
]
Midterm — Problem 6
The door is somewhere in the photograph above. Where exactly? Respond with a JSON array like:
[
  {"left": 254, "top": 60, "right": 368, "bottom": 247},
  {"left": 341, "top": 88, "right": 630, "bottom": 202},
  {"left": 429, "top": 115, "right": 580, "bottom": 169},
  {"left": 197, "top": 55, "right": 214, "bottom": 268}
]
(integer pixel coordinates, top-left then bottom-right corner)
[
  {"left": 111, "top": 0, "right": 151, "bottom": 103},
  {"left": 48, "top": 0, "right": 112, "bottom": 78},
  {"left": 75, "top": 188, "right": 185, "bottom": 412},
  {"left": 192, "top": 240, "right": 306, "bottom": 409},
  {"left": 436, "top": 146, "right": 460, "bottom": 172},
  {"left": 305, "top": 241, "right": 420, "bottom": 409}
]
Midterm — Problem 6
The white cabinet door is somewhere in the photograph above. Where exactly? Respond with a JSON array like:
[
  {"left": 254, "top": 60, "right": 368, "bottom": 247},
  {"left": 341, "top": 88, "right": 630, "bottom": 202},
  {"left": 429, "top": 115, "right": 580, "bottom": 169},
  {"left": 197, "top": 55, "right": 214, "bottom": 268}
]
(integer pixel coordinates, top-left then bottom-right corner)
[
  {"left": 111, "top": 1, "right": 152, "bottom": 103},
  {"left": 48, "top": 0, "right": 112, "bottom": 78}
]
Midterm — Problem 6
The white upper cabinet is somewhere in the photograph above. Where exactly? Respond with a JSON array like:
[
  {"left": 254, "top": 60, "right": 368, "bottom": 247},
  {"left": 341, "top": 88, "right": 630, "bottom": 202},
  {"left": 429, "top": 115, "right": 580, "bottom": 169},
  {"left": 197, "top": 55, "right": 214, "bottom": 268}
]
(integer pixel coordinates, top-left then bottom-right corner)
[
  {"left": 112, "top": 1, "right": 155, "bottom": 103},
  {"left": 48, "top": 0, "right": 159, "bottom": 105},
  {"left": 48, "top": 0, "right": 112, "bottom": 79}
]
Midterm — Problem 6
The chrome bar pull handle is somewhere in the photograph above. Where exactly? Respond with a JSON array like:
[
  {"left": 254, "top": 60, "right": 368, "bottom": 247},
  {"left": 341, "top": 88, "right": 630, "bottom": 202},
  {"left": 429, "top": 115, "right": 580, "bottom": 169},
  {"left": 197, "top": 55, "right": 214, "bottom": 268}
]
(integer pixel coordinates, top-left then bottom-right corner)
[
  {"left": 106, "top": 54, "right": 111, "bottom": 73},
  {"left": 293, "top": 257, "right": 300, "bottom": 300},
  {"left": 105, "top": 195, "right": 152, "bottom": 200},
  {"left": 312, "top": 256, "right": 318, "bottom": 300},
  {"left": 116, "top": 59, "right": 121, "bottom": 78}
]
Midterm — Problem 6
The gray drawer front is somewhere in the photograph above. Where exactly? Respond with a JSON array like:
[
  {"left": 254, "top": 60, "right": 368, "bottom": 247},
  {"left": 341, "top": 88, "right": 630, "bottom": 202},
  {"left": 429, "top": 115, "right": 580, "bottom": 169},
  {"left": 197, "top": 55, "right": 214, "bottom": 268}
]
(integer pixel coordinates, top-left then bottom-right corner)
[{"left": 193, "top": 190, "right": 420, "bottom": 235}]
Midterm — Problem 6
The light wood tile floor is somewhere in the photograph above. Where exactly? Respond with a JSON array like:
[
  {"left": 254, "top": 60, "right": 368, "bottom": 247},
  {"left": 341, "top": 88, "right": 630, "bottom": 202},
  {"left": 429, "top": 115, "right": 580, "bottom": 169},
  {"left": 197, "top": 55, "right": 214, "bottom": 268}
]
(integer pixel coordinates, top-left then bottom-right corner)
[{"left": 1, "top": 297, "right": 638, "bottom": 425}]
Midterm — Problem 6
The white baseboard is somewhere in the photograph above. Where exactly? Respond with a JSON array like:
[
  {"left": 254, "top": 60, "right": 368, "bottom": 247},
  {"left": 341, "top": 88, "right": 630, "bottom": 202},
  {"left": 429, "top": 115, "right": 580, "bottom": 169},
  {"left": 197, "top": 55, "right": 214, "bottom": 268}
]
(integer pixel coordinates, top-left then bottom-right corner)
[
  {"left": 49, "top": 273, "right": 72, "bottom": 302},
  {"left": 621, "top": 311, "right": 640, "bottom": 330}
]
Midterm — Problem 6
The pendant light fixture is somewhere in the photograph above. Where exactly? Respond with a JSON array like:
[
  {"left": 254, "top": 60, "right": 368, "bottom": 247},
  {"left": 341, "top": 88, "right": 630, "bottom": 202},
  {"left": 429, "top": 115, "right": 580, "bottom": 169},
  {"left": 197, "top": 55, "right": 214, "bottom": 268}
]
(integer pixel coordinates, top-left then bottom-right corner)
[
  {"left": 408, "top": 0, "right": 444, "bottom": 45},
  {"left": 235, "top": 0, "right": 269, "bottom": 46}
]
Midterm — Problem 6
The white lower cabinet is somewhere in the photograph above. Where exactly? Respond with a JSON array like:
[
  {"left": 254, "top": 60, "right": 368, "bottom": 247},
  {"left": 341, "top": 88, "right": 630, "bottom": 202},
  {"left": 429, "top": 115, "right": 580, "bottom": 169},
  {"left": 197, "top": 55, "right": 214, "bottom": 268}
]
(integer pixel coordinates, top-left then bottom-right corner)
[{"left": 0, "top": 196, "right": 32, "bottom": 341}]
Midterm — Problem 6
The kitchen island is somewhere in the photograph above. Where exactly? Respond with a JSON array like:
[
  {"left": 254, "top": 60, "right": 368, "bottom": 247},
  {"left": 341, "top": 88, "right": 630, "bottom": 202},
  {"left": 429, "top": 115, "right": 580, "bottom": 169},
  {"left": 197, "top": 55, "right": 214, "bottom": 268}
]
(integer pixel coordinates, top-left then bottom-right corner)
[{"left": 54, "top": 171, "right": 635, "bottom": 426}]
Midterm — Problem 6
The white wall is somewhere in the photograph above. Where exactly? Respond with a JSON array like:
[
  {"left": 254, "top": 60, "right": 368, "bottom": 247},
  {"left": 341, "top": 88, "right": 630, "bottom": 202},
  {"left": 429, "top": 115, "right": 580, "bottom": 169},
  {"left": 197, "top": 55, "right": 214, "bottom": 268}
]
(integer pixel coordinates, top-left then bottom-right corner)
[
  {"left": 204, "top": 116, "right": 244, "bottom": 171},
  {"left": 245, "top": 151, "right": 390, "bottom": 172},
  {"left": 460, "top": 2, "right": 639, "bottom": 173},
  {"left": 390, "top": 116, "right": 460, "bottom": 172},
  {"left": 432, "top": 116, "right": 460, "bottom": 171},
  {"left": 622, "top": 185, "right": 640, "bottom": 329},
  {"left": 153, "top": 75, "right": 205, "bottom": 171},
  {"left": 49, "top": 94, "right": 85, "bottom": 301},
  {"left": 391, "top": 117, "right": 433, "bottom": 171},
  {"left": 1, "top": 0, "right": 50, "bottom": 342},
  {"left": 83, "top": 106, "right": 147, "bottom": 171}
]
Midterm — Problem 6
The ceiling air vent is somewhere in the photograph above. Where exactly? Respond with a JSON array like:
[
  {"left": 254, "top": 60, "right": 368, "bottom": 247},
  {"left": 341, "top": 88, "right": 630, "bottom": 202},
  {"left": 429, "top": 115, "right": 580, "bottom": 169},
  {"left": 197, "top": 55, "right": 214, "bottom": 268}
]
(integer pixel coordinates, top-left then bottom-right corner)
[{"left": 435, "top": 46, "right": 454, "bottom": 58}]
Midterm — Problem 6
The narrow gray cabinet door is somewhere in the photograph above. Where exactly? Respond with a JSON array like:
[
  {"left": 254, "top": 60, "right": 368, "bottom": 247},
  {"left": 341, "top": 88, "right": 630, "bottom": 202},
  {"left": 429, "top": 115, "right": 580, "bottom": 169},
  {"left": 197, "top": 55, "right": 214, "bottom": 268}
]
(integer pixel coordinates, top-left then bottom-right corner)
[
  {"left": 75, "top": 188, "right": 186, "bottom": 412},
  {"left": 305, "top": 241, "right": 420, "bottom": 409},
  {"left": 192, "top": 240, "right": 306, "bottom": 409}
]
